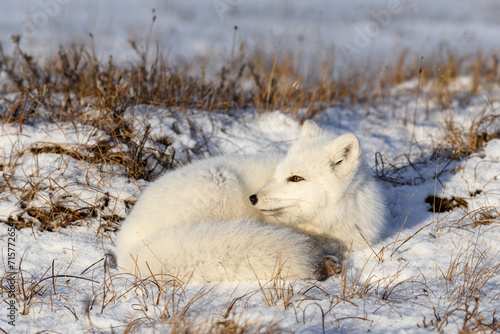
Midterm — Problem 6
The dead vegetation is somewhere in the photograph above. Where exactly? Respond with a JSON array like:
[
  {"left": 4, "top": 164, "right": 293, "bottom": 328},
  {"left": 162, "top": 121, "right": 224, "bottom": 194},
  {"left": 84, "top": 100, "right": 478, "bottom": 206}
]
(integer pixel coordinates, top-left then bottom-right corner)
[
  {"left": 425, "top": 195, "right": 468, "bottom": 213},
  {"left": 442, "top": 110, "right": 500, "bottom": 159},
  {"left": 1, "top": 35, "right": 499, "bottom": 120}
]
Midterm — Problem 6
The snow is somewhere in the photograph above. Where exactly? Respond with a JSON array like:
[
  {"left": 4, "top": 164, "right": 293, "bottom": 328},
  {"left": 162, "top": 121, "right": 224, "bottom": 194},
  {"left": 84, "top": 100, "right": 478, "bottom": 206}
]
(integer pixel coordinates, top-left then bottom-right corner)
[{"left": 1, "top": 1, "right": 499, "bottom": 333}]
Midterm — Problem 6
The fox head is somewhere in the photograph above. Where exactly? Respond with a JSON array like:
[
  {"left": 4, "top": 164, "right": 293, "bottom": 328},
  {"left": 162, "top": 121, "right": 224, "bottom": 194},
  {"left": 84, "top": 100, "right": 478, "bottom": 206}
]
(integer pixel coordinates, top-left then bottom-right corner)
[{"left": 250, "top": 121, "right": 362, "bottom": 224}]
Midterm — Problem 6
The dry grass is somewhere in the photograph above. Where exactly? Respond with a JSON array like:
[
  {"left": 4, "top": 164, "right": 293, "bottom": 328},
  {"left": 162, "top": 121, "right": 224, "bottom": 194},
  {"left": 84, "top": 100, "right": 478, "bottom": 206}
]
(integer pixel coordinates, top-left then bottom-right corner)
[
  {"left": 86, "top": 268, "right": 297, "bottom": 333},
  {"left": 418, "top": 235, "right": 500, "bottom": 333},
  {"left": 383, "top": 49, "right": 499, "bottom": 108},
  {"left": 0, "top": 138, "right": 135, "bottom": 231},
  {"left": 2, "top": 36, "right": 499, "bottom": 121},
  {"left": 441, "top": 108, "right": 500, "bottom": 159}
]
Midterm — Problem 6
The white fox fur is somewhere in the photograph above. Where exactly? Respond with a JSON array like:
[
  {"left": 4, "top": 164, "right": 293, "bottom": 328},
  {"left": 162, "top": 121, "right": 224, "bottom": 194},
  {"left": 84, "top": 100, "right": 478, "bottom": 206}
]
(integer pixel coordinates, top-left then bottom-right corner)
[
  {"left": 250, "top": 121, "right": 385, "bottom": 248},
  {"left": 115, "top": 121, "right": 384, "bottom": 283},
  {"left": 125, "top": 219, "right": 342, "bottom": 282}
]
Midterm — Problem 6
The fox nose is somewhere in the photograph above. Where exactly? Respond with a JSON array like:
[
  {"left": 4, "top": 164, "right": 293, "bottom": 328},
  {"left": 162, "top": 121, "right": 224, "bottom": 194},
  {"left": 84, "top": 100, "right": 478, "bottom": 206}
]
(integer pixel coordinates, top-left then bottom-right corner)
[{"left": 249, "top": 194, "right": 258, "bottom": 205}]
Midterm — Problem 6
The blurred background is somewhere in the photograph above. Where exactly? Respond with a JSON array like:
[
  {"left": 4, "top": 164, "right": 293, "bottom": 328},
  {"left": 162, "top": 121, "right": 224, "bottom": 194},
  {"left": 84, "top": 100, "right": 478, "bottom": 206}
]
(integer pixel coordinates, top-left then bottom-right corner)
[{"left": 2, "top": 0, "right": 499, "bottom": 71}]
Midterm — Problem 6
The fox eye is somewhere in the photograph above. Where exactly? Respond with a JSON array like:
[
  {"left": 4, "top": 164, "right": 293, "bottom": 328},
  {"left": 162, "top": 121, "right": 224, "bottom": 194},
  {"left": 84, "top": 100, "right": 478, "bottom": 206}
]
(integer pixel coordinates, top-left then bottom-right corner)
[
  {"left": 288, "top": 175, "right": 304, "bottom": 182},
  {"left": 330, "top": 159, "right": 344, "bottom": 170}
]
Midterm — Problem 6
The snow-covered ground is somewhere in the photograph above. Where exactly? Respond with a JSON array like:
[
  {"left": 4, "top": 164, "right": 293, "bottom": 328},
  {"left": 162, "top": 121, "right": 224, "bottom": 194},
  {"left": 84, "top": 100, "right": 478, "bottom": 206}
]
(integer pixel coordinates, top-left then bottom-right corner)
[
  {"left": 0, "top": 95, "right": 499, "bottom": 332},
  {"left": 1, "top": 1, "right": 499, "bottom": 333}
]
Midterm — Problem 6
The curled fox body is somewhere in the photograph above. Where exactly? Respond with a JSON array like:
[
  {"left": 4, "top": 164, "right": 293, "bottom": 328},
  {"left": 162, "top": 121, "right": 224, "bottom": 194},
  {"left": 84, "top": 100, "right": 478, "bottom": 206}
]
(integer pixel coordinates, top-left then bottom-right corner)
[{"left": 116, "top": 121, "right": 384, "bottom": 283}]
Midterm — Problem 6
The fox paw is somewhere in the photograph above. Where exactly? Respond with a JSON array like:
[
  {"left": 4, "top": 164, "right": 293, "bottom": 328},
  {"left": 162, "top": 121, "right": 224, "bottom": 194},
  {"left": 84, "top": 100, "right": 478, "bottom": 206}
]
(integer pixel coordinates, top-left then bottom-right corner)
[{"left": 316, "top": 255, "right": 342, "bottom": 281}]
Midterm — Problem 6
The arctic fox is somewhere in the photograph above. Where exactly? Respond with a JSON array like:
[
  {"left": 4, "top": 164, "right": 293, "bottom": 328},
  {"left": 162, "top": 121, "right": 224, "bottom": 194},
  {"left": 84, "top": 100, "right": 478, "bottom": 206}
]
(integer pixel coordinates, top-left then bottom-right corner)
[{"left": 115, "top": 121, "right": 384, "bottom": 283}]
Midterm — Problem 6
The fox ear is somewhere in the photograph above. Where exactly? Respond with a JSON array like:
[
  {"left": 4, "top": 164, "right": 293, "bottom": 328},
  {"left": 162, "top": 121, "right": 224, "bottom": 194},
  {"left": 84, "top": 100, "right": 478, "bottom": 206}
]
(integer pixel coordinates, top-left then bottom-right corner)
[
  {"left": 329, "top": 133, "right": 361, "bottom": 175},
  {"left": 300, "top": 120, "right": 322, "bottom": 139}
]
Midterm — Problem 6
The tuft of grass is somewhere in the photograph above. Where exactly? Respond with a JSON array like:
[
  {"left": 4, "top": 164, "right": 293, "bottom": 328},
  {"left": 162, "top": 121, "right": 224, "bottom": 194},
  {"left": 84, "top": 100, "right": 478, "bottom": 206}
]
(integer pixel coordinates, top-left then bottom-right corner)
[
  {"left": 441, "top": 108, "right": 500, "bottom": 159},
  {"left": 422, "top": 240, "right": 500, "bottom": 332},
  {"left": 0, "top": 256, "right": 98, "bottom": 316}
]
